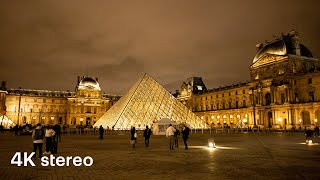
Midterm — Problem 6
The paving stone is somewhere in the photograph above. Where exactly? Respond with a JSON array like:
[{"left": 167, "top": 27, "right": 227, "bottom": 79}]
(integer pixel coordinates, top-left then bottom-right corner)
[{"left": 0, "top": 132, "right": 319, "bottom": 179}]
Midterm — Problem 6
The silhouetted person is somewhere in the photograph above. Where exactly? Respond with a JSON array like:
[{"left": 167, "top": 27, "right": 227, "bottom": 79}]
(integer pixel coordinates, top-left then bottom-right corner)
[
  {"left": 32, "top": 123, "right": 44, "bottom": 158},
  {"left": 99, "top": 125, "right": 104, "bottom": 139},
  {"left": 143, "top": 125, "right": 152, "bottom": 147},
  {"left": 305, "top": 128, "right": 314, "bottom": 143},
  {"left": 130, "top": 126, "right": 137, "bottom": 148},
  {"left": 314, "top": 126, "right": 319, "bottom": 137},
  {"left": 174, "top": 128, "right": 180, "bottom": 147},
  {"left": 166, "top": 124, "right": 176, "bottom": 150},
  {"left": 53, "top": 124, "right": 61, "bottom": 142},
  {"left": 182, "top": 125, "right": 190, "bottom": 150},
  {"left": 43, "top": 126, "right": 55, "bottom": 155}
]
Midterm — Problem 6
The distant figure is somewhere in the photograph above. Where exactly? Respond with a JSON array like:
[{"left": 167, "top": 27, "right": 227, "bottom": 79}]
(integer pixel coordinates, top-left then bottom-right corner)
[
  {"left": 53, "top": 124, "right": 61, "bottom": 142},
  {"left": 143, "top": 125, "right": 152, "bottom": 147},
  {"left": 314, "top": 126, "right": 319, "bottom": 137},
  {"left": 182, "top": 125, "right": 190, "bottom": 150},
  {"left": 99, "top": 125, "right": 104, "bottom": 140},
  {"left": 14, "top": 125, "right": 19, "bottom": 136},
  {"left": 305, "top": 128, "right": 314, "bottom": 143},
  {"left": 130, "top": 126, "right": 137, "bottom": 148},
  {"left": 43, "top": 126, "right": 55, "bottom": 155},
  {"left": 174, "top": 128, "right": 180, "bottom": 147},
  {"left": 166, "top": 124, "right": 176, "bottom": 150},
  {"left": 0, "top": 124, "right": 4, "bottom": 134},
  {"left": 32, "top": 123, "right": 44, "bottom": 158}
]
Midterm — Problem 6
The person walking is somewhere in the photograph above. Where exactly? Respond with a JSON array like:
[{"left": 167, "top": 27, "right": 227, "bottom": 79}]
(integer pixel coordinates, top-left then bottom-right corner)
[
  {"left": 53, "top": 124, "right": 61, "bottom": 142},
  {"left": 174, "top": 128, "right": 180, "bottom": 147},
  {"left": 130, "top": 126, "right": 137, "bottom": 148},
  {"left": 99, "top": 125, "right": 104, "bottom": 140},
  {"left": 43, "top": 126, "right": 55, "bottom": 155},
  {"left": 182, "top": 125, "right": 190, "bottom": 150},
  {"left": 32, "top": 123, "right": 44, "bottom": 158},
  {"left": 143, "top": 125, "right": 152, "bottom": 147},
  {"left": 166, "top": 124, "right": 176, "bottom": 150}
]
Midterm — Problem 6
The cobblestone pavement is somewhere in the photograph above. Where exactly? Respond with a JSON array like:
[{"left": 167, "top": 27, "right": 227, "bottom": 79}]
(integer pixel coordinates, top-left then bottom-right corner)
[{"left": 0, "top": 131, "right": 319, "bottom": 180}]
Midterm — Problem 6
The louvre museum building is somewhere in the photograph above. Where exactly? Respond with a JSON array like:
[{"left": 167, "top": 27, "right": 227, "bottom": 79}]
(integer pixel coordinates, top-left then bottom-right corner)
[{"left": 1, "top": 31, "right": 320, "bottom": 130}]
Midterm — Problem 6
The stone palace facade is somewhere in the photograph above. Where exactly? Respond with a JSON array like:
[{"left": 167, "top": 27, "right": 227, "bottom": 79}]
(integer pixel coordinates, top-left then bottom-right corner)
[{"left": 175, "top": 31, "right": 320, "bottom": 129}]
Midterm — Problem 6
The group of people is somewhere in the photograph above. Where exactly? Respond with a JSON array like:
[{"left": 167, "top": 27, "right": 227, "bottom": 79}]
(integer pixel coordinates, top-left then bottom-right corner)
[
  {"left": 97, "top": 124, "right": 190, "bottom": 150},
  {"left": 32, "top": 123, "right": 62, "bottom": 158},
  {"left": 166, "top": 124, "right": 190, "bottom": 150},
  {"left": 305, "top": 126, "right": 320, "bottom": 143}
]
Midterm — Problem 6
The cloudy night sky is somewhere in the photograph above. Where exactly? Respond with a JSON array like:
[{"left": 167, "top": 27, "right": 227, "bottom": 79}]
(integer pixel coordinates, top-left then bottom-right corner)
[{"left": 0, "top": 0, "right": 319, "bottom": 95}]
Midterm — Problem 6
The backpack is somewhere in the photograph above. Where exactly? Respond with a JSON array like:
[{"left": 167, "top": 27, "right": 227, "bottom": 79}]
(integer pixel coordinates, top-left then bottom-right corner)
[{"left": 34, "top": 129, "right": 44, "bottom": 140}]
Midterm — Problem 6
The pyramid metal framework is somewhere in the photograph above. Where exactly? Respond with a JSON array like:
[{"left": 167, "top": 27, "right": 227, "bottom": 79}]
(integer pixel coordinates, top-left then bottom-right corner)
[{"left": 94, "top": 74, "right": 207, "bottom": 130}]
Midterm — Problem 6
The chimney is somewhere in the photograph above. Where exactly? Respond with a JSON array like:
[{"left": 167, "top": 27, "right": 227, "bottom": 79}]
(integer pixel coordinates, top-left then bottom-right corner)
[
  {"left": 1, "top": 81, "right": 6, "bottom": 90},
  {"left": 256, "top": 43, "right": 264, "bottom": 51}
]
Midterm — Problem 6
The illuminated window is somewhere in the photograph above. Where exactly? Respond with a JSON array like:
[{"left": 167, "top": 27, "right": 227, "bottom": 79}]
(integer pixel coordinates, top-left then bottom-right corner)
[{"left": 279, "top": 69, "right": 284, "bottom": 74}]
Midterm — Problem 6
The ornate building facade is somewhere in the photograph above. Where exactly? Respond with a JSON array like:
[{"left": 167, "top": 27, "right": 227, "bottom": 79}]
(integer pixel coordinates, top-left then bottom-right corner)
[
  {"left": 176, "top": 31, "right": 320, "bottom": 129},
  {"left": 0, "top": 76, "right": 120, "bottom": 127}
]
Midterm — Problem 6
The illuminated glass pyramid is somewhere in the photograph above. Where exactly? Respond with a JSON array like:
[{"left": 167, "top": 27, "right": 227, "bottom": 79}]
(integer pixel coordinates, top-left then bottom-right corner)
[{"left": 94, "top": 74, "right": 207, "bottom": 130}]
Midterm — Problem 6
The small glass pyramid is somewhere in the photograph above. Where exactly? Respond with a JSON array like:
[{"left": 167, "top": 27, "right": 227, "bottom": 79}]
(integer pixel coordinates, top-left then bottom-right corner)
[{"left": 94, "top": 74, "right": 207, "bottom": 130}]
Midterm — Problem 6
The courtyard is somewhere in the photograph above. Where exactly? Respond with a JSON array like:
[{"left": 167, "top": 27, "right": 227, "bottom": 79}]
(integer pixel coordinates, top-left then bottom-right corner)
[{"left": 0, "top": 131, "right": 319, "bottom": 180}]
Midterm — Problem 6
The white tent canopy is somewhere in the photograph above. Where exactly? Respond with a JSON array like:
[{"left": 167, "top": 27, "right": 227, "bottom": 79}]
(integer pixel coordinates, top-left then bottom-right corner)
[{"left": 152, "top": 118, "right": 179, "bottom": 135}]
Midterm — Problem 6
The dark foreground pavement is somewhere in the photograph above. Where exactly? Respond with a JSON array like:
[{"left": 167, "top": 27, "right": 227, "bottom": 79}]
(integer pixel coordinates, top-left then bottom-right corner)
[{"left": 0, "top": 131, "right": 319, "bottom": 180}]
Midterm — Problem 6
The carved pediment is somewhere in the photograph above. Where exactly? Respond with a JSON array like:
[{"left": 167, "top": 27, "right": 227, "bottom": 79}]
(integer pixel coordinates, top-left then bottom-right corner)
[{"left": 251, "top": 54, "right": 287, "bottom": 68}]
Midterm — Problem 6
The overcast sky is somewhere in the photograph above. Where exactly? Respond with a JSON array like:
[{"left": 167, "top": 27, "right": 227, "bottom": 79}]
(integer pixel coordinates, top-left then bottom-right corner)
[{"left": 0, "top": 0, "right": 319, "bottom": 95}]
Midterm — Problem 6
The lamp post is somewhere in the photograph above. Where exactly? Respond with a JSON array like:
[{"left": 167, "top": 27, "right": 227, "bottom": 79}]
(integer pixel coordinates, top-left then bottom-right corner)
[{"left": 315, "top": 119, "right": 318, "bottom": 126}]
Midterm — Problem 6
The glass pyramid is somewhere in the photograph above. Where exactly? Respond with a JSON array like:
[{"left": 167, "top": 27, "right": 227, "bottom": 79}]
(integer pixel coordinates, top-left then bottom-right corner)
[{"left": 94, "top": 74, "right": 207, "bottom": 130}]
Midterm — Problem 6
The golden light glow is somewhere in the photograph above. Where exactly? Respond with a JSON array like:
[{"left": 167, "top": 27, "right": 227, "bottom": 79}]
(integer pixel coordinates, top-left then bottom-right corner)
[
  {"left": 94, "top": 74, "right": 207, "bottom": 129},
  {"left": 208, "top": 142, "right": 214, "bottom": 148}
]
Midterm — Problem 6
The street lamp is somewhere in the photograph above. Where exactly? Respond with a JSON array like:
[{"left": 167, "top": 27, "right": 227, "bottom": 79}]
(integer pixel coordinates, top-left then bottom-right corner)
[
  {"left": 314, "top": 119, "right": 317, "bottom": 126},
  {"left": 80, "top": 117, "right": 83, "bottom": 125}
]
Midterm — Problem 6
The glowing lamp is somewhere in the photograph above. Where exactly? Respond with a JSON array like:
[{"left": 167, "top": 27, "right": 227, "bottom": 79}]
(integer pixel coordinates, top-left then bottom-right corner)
[
  {"left": 208, "top": 138, "right": 216, "bottom": 148},
  {"left": 306, "top": 140, "right": 312, "bottom": 144}
]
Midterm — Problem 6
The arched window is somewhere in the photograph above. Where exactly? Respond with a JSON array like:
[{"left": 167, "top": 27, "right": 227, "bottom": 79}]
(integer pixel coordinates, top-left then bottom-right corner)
[
  {"left": 265, "top": 93, "right": 271, "bottom": 106},
  {"left": 302, "top": 111, "right": 311, "bottom": 125}
]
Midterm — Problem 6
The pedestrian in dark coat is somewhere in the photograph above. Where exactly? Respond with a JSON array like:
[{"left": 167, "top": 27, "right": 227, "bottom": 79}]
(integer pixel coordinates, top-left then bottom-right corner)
[
  {"left": 143, "top": 125, "right": 152, "bottom": 147},
  {"left": 130, "top": 126, "right": 137, "bottom": 148},
  {"left": 99, "top": 125, "right": 104, "bottom": 140},
  {"left": 182, "top": 125, "right": 190, "bottom": 149}
]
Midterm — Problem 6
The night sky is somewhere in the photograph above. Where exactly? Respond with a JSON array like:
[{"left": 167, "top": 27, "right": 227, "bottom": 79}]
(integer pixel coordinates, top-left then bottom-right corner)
[{"left": 1, "top": 1, "right": 319, "bottom": 95}]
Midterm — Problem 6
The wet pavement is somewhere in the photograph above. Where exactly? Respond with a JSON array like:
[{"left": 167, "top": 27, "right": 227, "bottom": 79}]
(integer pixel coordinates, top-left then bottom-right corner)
[{"left": 0, "top": 131, "right": 319, "bottom": 180}]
